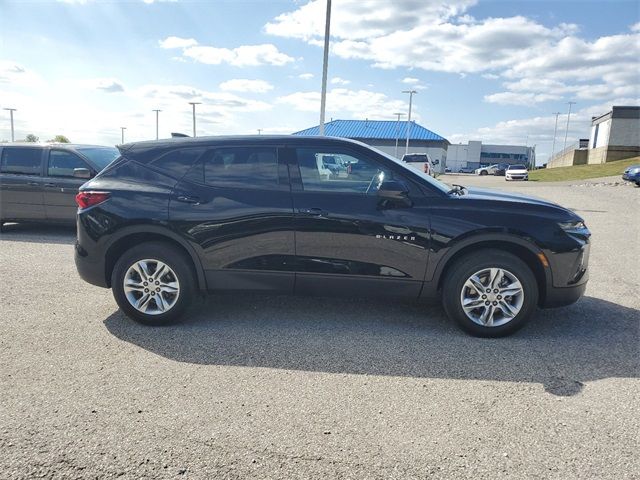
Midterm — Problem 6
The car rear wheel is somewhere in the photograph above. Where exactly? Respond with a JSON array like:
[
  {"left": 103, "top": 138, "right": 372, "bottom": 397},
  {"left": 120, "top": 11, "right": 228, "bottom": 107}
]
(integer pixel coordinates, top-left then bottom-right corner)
[
  {"left": 480, "top": 170, "right": 488, "bottom": 176},
  {"left": 442, "top": 249, "right": 538, "bottom": 337},
  {"left": 111, "top": 242, "right": 195, "bottom": 326}
]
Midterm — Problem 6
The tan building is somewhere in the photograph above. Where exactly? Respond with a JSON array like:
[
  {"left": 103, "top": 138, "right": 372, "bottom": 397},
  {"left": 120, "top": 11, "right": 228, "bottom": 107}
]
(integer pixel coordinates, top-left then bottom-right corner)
[{"left": 548, "top": 106, "right": 639, "bottom": 168}]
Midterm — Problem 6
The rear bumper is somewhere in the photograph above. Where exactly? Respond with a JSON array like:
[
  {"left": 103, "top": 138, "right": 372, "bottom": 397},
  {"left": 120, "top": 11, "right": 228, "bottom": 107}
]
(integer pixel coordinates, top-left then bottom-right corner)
[
  {"left": 74, "top": 239, "right": 108, "bottom": 288},
  {"left": 541, "top": 282, "right": 587, "bottom": 308}
]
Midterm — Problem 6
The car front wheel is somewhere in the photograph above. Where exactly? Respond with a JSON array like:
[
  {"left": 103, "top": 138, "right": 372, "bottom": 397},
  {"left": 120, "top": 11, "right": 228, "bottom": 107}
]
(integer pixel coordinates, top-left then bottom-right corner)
[
  {"left": 111, "top": 242, "right": 195, "bottom": 326},
  {"left": 442, "top": 249, "right": 539, "bottom": 337}
]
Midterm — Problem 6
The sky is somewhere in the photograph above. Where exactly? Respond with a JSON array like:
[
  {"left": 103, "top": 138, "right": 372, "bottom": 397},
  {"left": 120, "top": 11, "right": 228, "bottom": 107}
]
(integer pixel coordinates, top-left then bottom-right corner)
[{"left": 0, "top": 0, "right": 638, "bottom": 164}]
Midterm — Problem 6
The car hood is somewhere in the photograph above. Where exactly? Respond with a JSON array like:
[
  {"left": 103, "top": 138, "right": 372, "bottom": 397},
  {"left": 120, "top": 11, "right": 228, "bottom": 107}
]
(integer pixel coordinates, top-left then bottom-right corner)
[{"left": 463, "top": 187, "right": 554, "bottom": 205}]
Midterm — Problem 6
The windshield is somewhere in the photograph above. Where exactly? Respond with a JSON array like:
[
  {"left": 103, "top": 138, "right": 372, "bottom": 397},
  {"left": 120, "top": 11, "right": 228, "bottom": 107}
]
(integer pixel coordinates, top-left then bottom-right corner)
[
  {"left": 367, "top": 145, "right": 451, "bottom": 194},
  {"left": 76, "top": 147, "right": 120, "bottom": 170},
  {"left": 509, "top": 164, "right": 526, "bottom": 170}
]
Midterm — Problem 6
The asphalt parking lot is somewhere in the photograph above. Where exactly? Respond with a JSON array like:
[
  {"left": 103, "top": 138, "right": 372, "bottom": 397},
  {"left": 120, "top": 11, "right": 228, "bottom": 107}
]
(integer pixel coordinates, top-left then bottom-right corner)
[{"left": 1, "top": 175, "right": 638, "bottom": 479}]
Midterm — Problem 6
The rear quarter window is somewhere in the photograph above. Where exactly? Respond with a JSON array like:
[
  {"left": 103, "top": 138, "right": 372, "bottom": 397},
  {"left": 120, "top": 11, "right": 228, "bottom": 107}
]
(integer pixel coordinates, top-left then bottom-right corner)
[
  {"left": 0, "top": 147, "right": 42, "bottom": 175},
  {"left": 148, "top": 147, "right": 206, "bottom": 179}
]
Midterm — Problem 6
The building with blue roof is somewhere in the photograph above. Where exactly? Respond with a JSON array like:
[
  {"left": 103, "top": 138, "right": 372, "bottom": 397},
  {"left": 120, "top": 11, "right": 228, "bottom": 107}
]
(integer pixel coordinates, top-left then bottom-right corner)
[{"left": 293, "top": 119, "right": 450, "bottom": 170}]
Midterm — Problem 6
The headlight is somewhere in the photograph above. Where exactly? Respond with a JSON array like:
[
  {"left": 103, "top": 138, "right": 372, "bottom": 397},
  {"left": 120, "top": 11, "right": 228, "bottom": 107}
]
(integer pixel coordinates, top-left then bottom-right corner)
[{"left": 558, "top": 220, "right": 590, "bottom": 237}]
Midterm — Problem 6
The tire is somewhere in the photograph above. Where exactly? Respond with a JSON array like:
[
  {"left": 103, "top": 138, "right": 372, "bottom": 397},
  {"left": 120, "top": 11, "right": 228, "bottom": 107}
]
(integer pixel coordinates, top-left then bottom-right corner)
[
  {"left": 480, "top": 170, "right": 488, "bottom": 176},
  {"left": 111, "top": 241, "right": 195, "bottom": 326},
  {"left": 442, "top": 249, "right": 539, "bottom": 337}
]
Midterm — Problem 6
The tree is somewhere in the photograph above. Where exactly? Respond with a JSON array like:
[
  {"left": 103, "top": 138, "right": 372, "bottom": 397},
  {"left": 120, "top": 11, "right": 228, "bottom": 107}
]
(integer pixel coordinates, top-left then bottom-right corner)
[
  {"left": 48, "top": 135, "right": 70, "bottom": 143},
  {"left": 24, "top": 134, "right": 39, "bottom": 142}
]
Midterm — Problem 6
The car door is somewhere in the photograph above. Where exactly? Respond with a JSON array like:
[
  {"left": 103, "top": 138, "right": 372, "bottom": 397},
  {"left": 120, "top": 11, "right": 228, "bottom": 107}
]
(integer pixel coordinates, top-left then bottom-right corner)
[
  {"left": 169, "top": 144, "right": 295, "bottom": 292},
  {"left": 43, "top": 148, "right": 95, "bottom": 222},
  {"left": 0, "top": 146, "right": 46, "bottom": 221},
  {"left": 288, "top": 144, "right": 431, "bottom": 298}
]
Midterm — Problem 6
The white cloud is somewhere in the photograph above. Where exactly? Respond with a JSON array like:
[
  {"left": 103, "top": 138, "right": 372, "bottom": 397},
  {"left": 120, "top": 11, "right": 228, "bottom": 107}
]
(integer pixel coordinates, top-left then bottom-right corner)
[
  {"left": 0, "top": 61, "right": 45, "bottom": 88},
  {"left": 401, "top": 77, "right": 419, "bottom": 84},
  {"left": 159, "top": 36, "right": 198, "bottom": 49},
  {"left": 278, "top": 87, "right": 409, "bottom": 119},
  {"left": 298, "top": 73, "right": 314, "bottom": 80},
  {"left": 78, "top": 78, "right": 125, "bottom": 93},
  {"left": 219, "top": 79, "right": 274, "bottom": 93},
  {"left": 330, "top": 77, "right": 350, "bottom": 85},
  {"left": 181, "top": 43, "right": 293, "bottom": 67},
  {"left": 484, "top": 92, "right": 561, "bottom": 106}
]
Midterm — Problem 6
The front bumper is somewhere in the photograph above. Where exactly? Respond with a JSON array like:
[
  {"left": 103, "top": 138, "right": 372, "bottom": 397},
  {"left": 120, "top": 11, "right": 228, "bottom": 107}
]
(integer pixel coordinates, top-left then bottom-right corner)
[
  {"left": 541, "top": 282, "right": 587, "bottom": 308},
  {"left": 622, "top": 172, "right": 640, "bottom": 182},
  {"left": 506, "top": 174, "right": 528, "bottom": 180}
]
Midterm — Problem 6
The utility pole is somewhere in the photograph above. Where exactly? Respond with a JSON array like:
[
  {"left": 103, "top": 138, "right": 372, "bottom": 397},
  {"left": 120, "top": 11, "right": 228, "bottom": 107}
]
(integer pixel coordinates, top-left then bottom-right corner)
[
  {"left": 550, "top": 111, "right": 562, "bottom": 159},
  {"left": 152, "top": 109, "right": 161, "bottom": 140},
  {"left": 393, "top": 112, "right": 405, "bottom": 158},
  {"left": 402, "top": 90, "right": 417, "bottom": 155},
  {"left": 3, "top": 108, "right": 16, "bottom": 142},
  {"left": 318, "top": 0, "right": 332, "bottom": 136},
  {"left": 563, "top": 101, "right": 576, "bottom": 151},
  {"left": 120, "top": 127, "right": 127, "bottom": 144},
  {"left": 257, "top": 129, "right": 263, "bottom": 135},
  {"left": 188, "top": 102, "right": 201, "bottom": 137}
]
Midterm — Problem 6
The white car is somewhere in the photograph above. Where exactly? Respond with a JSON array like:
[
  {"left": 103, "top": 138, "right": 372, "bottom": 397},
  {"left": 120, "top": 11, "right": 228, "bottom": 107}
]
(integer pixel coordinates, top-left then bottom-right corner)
[
  {"left": 475, "top": 164, "right": 499, "bottom": 176},
  {"left": 401, "top": 153, "right": 438, "bottom": 176},
  {"left": 505, "top": 164, "right": 529, "bottom": 181}
]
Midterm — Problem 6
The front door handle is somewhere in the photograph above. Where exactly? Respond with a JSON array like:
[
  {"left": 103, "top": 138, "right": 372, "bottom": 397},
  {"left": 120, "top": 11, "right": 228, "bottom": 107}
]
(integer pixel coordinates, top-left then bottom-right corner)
[
  {"left": 43, "top": 183, "right": 56, "bottom": 187},
  {"left": 175, "top": 195, "right": 201, "bottom": 205},
  {"left": 298, "top": 207, "right": 328, "bottom": 216},
  {"left": 28, "top": 181, "right": 40, "bottom": 186}
]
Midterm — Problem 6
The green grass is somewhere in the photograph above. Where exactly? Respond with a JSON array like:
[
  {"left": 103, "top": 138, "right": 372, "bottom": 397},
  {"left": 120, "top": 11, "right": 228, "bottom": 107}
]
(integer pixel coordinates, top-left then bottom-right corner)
[{"left": 529, "top": 156, "right": 639, "bottom": 182}]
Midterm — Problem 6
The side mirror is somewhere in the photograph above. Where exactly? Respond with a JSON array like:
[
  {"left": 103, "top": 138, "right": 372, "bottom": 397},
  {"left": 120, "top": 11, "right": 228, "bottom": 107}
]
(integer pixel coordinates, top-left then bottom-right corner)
[
  {"left": 432, "top": 159, "right": 440, "bottom": 165},
  {"left": 377, "top": 180, "right": 411, "bottom": 208},
  {"left": 73, "top": 168, "right": 92, "bottom": 179}
]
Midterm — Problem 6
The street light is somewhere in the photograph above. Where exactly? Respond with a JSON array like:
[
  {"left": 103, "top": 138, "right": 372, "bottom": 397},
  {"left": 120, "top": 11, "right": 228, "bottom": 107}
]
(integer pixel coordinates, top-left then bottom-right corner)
[
  {"left": 257, "top": 129, "right": 263, "bottom": 135},
  {"left": 188, "top": 102, "right": 201, "bottom": 137},
  {"left": 550, "top": 111, "right": 562, "bottom": 159},
  {"left": 318, "top": 0, "right": 332, "bottom": 136},
  {"left": 563, "top": 101, "right": 576, "bottom": 151},
  {"left": 3, "top": 108, "right": 16, "bottom": 142},
  {"left": 152, "top": 109, "right": 161, "bottom": 140},
  {"left": 120, "top": 126, "right": 127, "bottom": 144},
  {"left": 393, "top": 112, "right": 405, "bottom": 158},
  {"left": 402, "top": 90, "right": 417, "bottom": 155}
]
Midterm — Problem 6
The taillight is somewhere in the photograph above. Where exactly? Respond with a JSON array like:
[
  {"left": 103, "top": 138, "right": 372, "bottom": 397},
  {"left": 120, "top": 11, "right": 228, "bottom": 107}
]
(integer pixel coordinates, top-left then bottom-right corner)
[{"left": 75, "top": 191, "right": 110, "bottom": 209}]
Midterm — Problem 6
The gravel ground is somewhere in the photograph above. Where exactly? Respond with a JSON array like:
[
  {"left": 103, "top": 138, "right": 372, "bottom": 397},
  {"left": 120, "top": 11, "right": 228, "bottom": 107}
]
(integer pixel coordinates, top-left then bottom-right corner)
[{"left": 1, "top": 175, "right": 638, "bottom": 479}]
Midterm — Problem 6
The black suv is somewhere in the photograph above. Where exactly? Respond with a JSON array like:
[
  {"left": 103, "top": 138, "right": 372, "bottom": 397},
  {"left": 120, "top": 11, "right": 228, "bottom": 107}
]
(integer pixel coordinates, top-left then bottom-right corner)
[
  {"left": 74, "top": 136, "right": 590, "bottom": 337},
  {"left": 0, "top": 143, "right": 119, "bottom": 226}
]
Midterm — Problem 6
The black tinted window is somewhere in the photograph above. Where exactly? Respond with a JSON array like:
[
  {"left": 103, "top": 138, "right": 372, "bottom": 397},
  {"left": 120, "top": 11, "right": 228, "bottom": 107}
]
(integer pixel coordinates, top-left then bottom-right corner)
[
  {"left": 48, "top": 150, "right": 88, "bottom": 177},
  {"left": 149, "top": 148, "right": 205, "bottom": 179},
  {"left": 204, "top": 146, "right": 280, "bottom": 189},
  {"left": 0, "top": 148, "right": 42, "bottom": 175}
]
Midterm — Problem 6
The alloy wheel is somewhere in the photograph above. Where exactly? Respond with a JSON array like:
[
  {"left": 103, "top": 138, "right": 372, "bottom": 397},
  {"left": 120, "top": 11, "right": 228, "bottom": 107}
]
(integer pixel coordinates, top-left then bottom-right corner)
[
  {"left": 123, "top": 259, "right": 180, "bottom": 315},
  {"left": 460, "top": 267, "right": 524, "bottom": 327}
]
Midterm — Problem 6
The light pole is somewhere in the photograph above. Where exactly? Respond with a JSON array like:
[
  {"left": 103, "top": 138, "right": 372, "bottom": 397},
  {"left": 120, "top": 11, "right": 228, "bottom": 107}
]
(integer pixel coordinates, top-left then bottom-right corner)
[
  {"left": 257, "top": 129, "right": 263, "bottom": 135},
  {"left": 402, "top": 90, "right": 417, "bottom": 155},
  {"left": 393, "top": 112, "right": 405, "bottom": 158},
  {"left": 550, "top": 111, "right": 562, "bottom": 159},
  {"left": 120, "top": 127, "right": 127, "bottom": 144},
  {"left": 3, "top": 108, "right": 16, "bottom": 142},
  {"left": 318, "top": 0, "right": 332, "bottom": 136},
  {"left": 188, "top": 102, "right": 201, "bottom": 137},
  {"left": 563, "top": 101, "right": 576, "bottom": 151},
  {"left": 152, "top": 109, "right": 161, "bottom": 140}
]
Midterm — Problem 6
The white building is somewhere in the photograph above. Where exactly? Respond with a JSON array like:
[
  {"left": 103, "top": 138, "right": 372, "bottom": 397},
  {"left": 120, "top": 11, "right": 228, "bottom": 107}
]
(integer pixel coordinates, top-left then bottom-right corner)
[{"left": 446, "top": 141, "right": 535, "bottom": 172}]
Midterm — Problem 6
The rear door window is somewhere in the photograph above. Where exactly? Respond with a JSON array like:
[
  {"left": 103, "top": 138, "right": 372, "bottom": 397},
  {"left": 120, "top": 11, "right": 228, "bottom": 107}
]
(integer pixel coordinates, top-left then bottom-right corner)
[
  {"left": 149, "top": 148, "right": 205, "bottom": 179},
  {"left": 0, "top": 147, "right": 42, "bottom": 175},
  {"left": 203, "top": 146, "right": 283, "bottom": 190},
  {"left": 47, "top": 150, "right": 89, "bottom": 177}
]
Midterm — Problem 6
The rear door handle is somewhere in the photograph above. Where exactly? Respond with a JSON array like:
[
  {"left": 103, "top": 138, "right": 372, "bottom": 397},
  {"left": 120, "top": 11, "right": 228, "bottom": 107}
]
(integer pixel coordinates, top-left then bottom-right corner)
[
  {"left": 298, "top": 207, "right": 328, "bottom": 216},
  {"left": 44, "top": 183, "right": 56, "bottom": 187},
  {"left": 175, "top": 195, "right": 201, "bottom": 205},
  {"left": 28, "top": 181, "right": 40, "bottom": 186}
]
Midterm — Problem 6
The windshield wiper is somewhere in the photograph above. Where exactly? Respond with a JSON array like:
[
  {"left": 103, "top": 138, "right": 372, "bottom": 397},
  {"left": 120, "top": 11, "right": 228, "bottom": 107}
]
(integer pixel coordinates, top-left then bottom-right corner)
[{"left": 447, "top": 184, "right": 467, "bottom": 196}]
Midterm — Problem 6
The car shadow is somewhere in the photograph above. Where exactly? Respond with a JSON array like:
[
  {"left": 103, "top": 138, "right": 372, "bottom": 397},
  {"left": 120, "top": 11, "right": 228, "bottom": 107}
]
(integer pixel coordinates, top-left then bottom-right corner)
[
  {"left": 103, "top": 295, "right": 639, "bottom": 397},
  {"left": 0, "top": 222, "right": 76, "bottom": 245}
]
